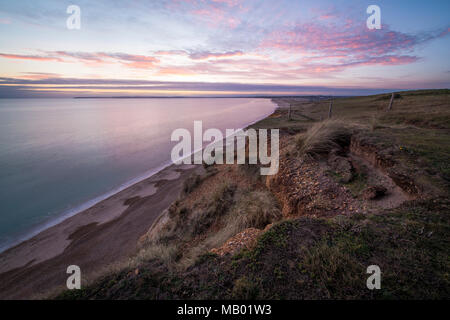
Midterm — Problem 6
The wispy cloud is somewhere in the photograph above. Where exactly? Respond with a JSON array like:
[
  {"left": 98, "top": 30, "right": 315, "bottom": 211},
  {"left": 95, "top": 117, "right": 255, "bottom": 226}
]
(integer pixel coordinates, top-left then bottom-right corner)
[
  {"left": 0, "top": 1, "right": 449, "bottom": 96},
  {"left": 0, "top": 51, "right": 160, "bottom": 69},
  {"left": 260, "top": 20, "right": 449, "bottom": 74},
  {"left": 19, "top": 72, "right": 60, "bottom": 80},
  {"left": 169, "top": 0, "right": 247, "bottom": 28},
  {"left": 188, "top": 50, "right": 244, "bottom": 60},
  {"left": 0, "top": 53, "right": 62, "bottom": 62}
]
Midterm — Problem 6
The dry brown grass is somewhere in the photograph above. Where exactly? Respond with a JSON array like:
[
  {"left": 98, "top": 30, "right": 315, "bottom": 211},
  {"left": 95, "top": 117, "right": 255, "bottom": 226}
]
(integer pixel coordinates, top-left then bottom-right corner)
[
  {"left": 296, "top": 119, "right": 352, "bottom": 157},
  {"left": 202, "top": 189, "right": 281, "bottom": 250},
  {"left": 136, "top": 177, "right": 281, "bottom": 270}
]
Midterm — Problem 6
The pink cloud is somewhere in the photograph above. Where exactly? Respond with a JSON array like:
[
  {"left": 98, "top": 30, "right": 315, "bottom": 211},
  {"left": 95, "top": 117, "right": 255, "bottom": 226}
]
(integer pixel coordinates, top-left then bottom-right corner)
[
  {"left": 260, "top": 21, "right": 449, "bottom": 74},
  {"left": 97, "top": 52, "right": 159, "bottom": 68},
  {"left": 319, "top": 14, "right": 334, "bottom": 20},
  {"left": 171, "top": 0, "right": 246, "bottom": 28},
  {"left": 19, "top": 72, "right": 61, "bottom": 80},
  {"left": 262, "top": 22, "right": 448, "bottom": 56},
  {"left": 0, "top": 51, "right": 160, "bottom": 69},
  {"left": 1, "top": 14, "right": 447, "bottom": 82},
  {"left": 191, "top": 7, "right": 240, "bottom": 28},
  {"left": 155, "top": 67, "right": 196, "bottom": 76},
  {"left": 296, "top": 55, "right": 420, "bottom": 75},
  {"left": 0, "top": 53, "right": 62, "bottom": 62}
]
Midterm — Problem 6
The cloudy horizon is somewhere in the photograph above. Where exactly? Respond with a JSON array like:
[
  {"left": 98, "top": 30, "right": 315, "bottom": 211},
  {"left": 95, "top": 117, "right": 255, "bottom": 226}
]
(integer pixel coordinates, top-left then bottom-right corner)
[{"left": 0, "top": 0, "right": 449, "bottom": 97}]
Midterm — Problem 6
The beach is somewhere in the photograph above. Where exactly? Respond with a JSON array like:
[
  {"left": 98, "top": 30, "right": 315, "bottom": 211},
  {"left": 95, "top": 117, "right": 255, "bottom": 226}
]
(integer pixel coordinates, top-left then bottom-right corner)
[
  {"left": 0, "top": 98, "right": 276, "bottom": 252},
  {"left": 1, "top": 0, "right": 448, "bottom": 304},
  {"left": 0, "top": 98, "right": 277, "bottom": 299},
  {"left": 0, "top": 163, "right": 203, "bottom": 299}
]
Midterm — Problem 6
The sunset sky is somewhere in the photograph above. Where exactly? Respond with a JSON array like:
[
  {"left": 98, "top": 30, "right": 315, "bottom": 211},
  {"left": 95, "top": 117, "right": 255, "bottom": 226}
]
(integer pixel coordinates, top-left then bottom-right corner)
[{"left": 0, "top": 0, "right": 449, "bottom": 97}]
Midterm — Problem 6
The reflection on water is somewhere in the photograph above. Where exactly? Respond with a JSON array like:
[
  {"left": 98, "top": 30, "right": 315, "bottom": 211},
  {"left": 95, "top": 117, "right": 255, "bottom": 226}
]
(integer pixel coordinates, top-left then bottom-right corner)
[{"left": 0, "top": 98, "right": 275, "bottom": 251}]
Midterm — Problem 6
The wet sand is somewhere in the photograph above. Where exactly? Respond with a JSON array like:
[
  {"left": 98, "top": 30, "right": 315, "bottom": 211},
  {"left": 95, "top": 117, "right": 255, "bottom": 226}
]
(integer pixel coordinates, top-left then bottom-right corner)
[{"left": 0, "top": 163, "right": 203, "bottom": 299}]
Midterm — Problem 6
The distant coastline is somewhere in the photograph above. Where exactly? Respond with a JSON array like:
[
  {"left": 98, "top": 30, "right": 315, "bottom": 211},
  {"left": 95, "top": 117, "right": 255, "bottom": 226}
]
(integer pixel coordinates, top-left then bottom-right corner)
[{"left": 73, "top": 95, "right": 337, "bottom": 99}]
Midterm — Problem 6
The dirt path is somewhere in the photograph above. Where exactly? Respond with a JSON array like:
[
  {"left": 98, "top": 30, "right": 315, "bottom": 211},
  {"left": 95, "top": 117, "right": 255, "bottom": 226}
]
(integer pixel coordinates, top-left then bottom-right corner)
[{"left": 348, "top": 153, "right": 411, "bottom": 209}]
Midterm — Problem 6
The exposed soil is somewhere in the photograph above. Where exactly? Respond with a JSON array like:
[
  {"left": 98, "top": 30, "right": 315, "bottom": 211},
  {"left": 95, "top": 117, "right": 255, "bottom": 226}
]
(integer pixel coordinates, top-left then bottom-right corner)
[
  {"left": 56, "top": 197, "right": 450, "bottom": 300},
  {"left": 210, "top": 227, "right": 262, "bottom": 256},
  {"left": 9, "top": 90, "right": 450, "bottom": 300},
  {"left": 348, "top": 153, "right": 411, "bottom": 209}
]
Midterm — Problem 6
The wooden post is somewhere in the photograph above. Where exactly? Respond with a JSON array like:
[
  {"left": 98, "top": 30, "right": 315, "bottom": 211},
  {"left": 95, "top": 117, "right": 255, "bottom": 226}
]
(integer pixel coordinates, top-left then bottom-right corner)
[
  {"left": 387, "top": 92, "right": 394, "bottom": 111},
  {"left": 328, "top": 100, "right": 333, "bottom": 119},
  {"left": 288, "top": 104, "right": 292, "bottom": 120}
]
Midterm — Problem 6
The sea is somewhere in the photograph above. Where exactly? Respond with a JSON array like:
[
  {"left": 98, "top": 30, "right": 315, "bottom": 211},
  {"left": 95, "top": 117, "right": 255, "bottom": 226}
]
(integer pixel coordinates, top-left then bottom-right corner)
[{"left": 0, "top": 98, "right": 276, "bottom": 252}]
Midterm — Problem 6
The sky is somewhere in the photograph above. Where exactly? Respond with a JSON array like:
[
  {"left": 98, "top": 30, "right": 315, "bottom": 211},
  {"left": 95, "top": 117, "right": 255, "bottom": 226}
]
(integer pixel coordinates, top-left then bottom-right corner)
[{"left": 0, "top": 0, "right": 449, "bottom": 97}]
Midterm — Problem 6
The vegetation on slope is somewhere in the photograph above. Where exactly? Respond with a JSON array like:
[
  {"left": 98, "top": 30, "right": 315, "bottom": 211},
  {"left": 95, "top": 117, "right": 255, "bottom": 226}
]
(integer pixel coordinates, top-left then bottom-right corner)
[{"left": 56, "top": 89, "right": 450, "bottom": 300}]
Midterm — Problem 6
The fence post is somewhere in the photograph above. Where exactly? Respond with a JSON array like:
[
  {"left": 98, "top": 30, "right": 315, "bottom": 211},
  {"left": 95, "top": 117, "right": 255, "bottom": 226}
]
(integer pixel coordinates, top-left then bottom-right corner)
[
  {"left": 328, "top": 100, "right": 333, "bottom": 119},
  {"left": 387, "top": 93, "right": 394, "bottom": 111}
]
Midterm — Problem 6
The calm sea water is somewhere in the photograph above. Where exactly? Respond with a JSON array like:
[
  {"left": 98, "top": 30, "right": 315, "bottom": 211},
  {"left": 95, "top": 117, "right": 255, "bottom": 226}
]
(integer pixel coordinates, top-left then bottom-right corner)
[{"left": 0, "top": 98, "right": 275, "bottom": 252}]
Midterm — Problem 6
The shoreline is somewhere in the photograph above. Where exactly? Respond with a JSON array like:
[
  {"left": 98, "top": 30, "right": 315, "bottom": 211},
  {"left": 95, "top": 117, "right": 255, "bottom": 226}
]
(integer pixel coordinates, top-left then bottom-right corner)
[
  {"left": 0, "top": 99, "right": 277, "bottom": 255},
  {"left": 0, "top": 160, "right": 175, "bottom": 255},
  {"left": 0, "top": 163, "right": 204, "bottom": 299},
  {"left": 0, "top": 102, "right": 277, "bottom": 299}
]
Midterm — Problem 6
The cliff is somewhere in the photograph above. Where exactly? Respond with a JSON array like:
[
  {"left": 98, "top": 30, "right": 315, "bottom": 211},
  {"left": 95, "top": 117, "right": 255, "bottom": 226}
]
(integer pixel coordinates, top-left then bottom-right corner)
[{"left": 56, "top": 90, "right": 450, "bottom": 300}]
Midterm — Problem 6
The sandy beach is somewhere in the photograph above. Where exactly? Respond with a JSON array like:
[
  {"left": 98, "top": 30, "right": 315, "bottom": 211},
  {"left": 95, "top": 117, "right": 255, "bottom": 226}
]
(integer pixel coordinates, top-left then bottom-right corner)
[
  {"left": 0, "top": 163, "right": 203, "bottom": 299},
  {"left": 0, "top": 98, "right": 277, "bottom": 300}
]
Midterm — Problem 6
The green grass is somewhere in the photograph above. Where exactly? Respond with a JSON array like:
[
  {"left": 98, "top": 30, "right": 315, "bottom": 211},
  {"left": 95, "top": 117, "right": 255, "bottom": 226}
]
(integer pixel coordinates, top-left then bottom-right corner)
[
  {"left": 393, "top": 128, "right": 450, "bottom": 180},
  {"left": 56, "top": 199, "right": 450, "bottom": 300},
  {"left": 344, "top": 173, "right": 368, "bottom": 197},
  {"left": 54, "top": 90, "right": 450, "bottom": 300}
]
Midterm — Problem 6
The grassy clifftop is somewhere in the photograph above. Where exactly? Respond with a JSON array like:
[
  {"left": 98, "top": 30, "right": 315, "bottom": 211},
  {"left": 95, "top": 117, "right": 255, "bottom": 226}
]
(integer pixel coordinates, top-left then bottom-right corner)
[{"left": 57, "top": 89, "right": 450, "bottom": 300}]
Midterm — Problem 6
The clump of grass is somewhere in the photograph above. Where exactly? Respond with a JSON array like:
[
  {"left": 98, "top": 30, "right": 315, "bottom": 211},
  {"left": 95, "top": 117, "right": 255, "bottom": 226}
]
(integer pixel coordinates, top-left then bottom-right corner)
[
  {"left": 191, "top": 183, "right": 237, "bottom": 235},
  {"left": 135, "top": 181, "right": 239, "bottom": 269},
  {"left": 296, "top": 120, "right": 352, "bottom": 158},
  {"left": 132, "top": 243, "right": 180, "bottom": 266},
  {"left": 140, "top": 184, "right": 281, "bottom": 270},
  {"left": 344, "top": 172, "right": 368, "bottom": 197},
  {"left": 232, "top": 276, "right": 260, "bottom": 299},
  {"left": 182, "top": 174, "right": 202, "bottom": 194},
  {"left": 161, "top": 182, "right": 236, "bottom": 243},
  {"left": 301, "top": 240, "right": 363, "bottom": 298},
  {"left": 203, "top": 190, "right": 281, "bottom": 249},
  {"left": 182, "top": 166, "right": 219, "bottom": 195},
  {"left": 231, "top": 190, "right": 281, "bottom": 230}
]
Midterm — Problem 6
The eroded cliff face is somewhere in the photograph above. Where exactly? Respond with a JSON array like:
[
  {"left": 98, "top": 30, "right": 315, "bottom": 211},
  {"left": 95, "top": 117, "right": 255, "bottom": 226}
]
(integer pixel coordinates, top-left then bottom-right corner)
[
  {"left": 135, "top": 108, "right": 438, "bottom": 272},
  {"left": 350, "top": 134, "right": 421, "bottom": 195},
  {"left": 266, "top": 156, "right": 362, "bottom": 217},
  {"left": 265, "top": 130, "right": 423, "bottom": 219},
  {"left": 55, "top": 91, "right": 450, "bottom": 300},
  {"left": 139, "top": 129, "right": 423, "bottom": 262}
]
